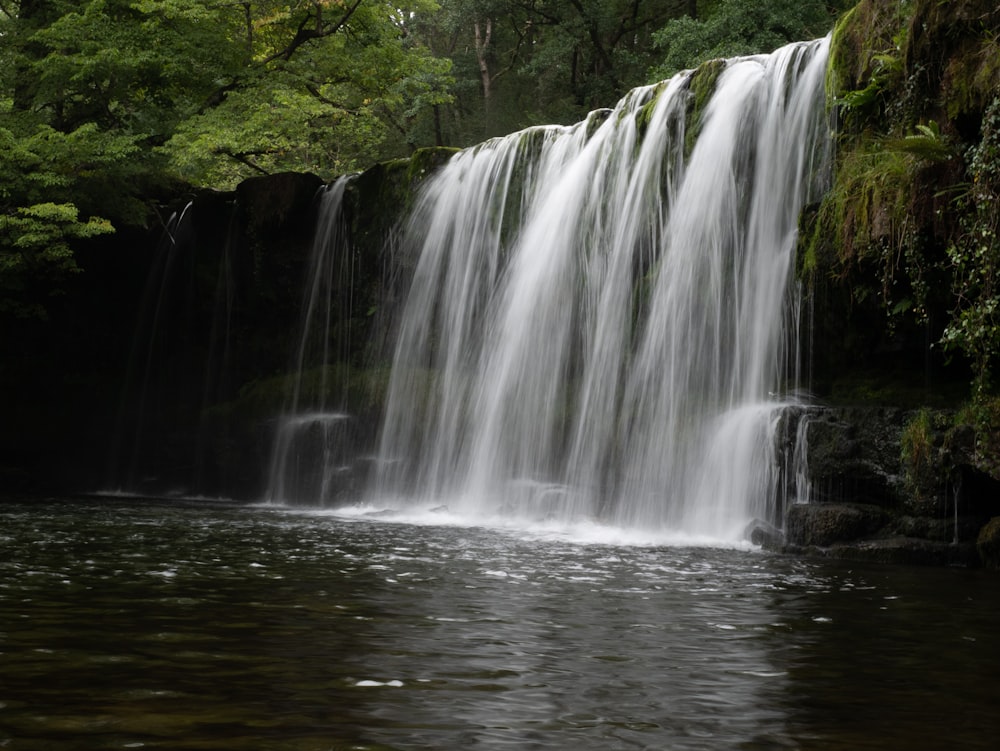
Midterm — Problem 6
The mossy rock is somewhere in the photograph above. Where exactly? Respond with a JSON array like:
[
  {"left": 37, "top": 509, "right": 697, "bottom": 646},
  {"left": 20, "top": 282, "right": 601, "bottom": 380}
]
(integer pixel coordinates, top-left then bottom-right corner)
[
  {"left": 785, "top": 502, "right": 888, "bottom": 547},
  {"left": 684, "top": 58, "right": 726, "bottom": 158},
  {"left": 905, "top": 1, "right": 1000, "bottom": 116},
  {"left": 633, "top": 83, "right": 667, "bottom": 141},
  {"left": 976, "top": 516, "right": 1000, "bottom": 569},
  {"left": 800, "top": 407, "right": 907, "bottom": 507}
]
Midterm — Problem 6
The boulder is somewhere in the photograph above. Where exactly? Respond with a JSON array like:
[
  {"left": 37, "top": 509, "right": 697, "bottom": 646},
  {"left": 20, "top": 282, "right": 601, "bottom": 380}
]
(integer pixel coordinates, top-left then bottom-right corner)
[
  {"left": 977, "top": 517, "right": 1000, "bottom": 570},
  {"left": 799, "top": 407, "right": 907, "bottom": 507},
  {"left": 785, "top": 502, "right": 888, "bottom": 547}
]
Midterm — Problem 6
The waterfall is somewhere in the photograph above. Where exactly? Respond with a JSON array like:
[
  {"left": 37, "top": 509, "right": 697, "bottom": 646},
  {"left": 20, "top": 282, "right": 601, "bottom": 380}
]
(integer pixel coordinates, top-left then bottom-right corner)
[
  {"left": 107, "top": 198, "right": 244, "bottom": 498},
  {"left": 793, "top": 411, "right": 813, "bottom": 507},
  {"left": 266, "top": 177, "right": 359, "bottom": 505},
  {"left": 108, "top": 201, "right": 199, "bottom": 495},
  {"left": 373, "top": 38, "right": 831, "bottom": 538}
]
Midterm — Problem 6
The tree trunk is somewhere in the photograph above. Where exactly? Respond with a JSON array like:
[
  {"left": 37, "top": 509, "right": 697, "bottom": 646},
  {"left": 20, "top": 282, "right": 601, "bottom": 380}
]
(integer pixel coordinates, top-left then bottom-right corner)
[{"left": 474, "top": 18, "right": 493, "bottom": 104}]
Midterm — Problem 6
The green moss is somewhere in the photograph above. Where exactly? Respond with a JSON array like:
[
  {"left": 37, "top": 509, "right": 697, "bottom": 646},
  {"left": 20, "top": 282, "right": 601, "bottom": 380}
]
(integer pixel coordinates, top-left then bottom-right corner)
[
  {"left": 901, "top": 407, "right": 934, "bottom": 482},
  {"left": 799, "top": 0, "right": 1000, "bottom": 469},
  {"left": 811, "top": 139, "right": 914, "bottom": 273},
  {"left": 826, "top": 5, "right": 860, "bottom": 108},
  {"left": 406, "top": 146, "right": 460, "bottom": 184},
  {"left": 941, "top": 34, "right": 1000, "bottom": 120},
  {"left": 633, "top": 81, "right": 668, "bottom": 140},
  {"left": 827, "top": 0, "right": 911, "bottom": 134},
  {"left": 797, "top": 203, "right": 824, "bottom": 278},
  {"left": 955, "top": 396, "right": 1000, "bottom": 478},
  {"left": 684, "top": 58, "right": 726, "bottom": 158},
  {"left": 586, "top": 108, "right": 613, "bottom": 140}
]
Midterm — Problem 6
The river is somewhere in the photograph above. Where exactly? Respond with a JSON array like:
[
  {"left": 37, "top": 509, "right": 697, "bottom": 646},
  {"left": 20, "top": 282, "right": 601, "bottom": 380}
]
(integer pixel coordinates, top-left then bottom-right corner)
[{"left": 1, "top": 495, "right": 997, "bottom": 750}]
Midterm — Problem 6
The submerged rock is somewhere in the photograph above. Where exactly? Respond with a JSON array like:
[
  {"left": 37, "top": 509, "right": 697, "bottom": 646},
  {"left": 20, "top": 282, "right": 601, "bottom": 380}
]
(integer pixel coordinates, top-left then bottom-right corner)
[
  {"left": 744, "top": 518, "right": 784, "bottom": 548},
  {"left": 977, "top": 517, "right": 1000, "bottom": 570},
  {"left": 784, "top": 536, "right": 979, "bottom": 567}
]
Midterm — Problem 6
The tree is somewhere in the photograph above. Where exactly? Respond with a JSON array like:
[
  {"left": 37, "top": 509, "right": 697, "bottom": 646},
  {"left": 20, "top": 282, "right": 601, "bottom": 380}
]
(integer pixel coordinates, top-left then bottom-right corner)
[
  {"left": 410, "top": 0, "right": 699, "bottom": 145},
  {"left": 2, "top": 1, "right": 453, "bottom": 183},
  {"left": 648, "top": 0, "right": 851, "bottom": 81},
  {"left": 0, "top": 1, "right": 453, "bottom": 317},
  {"left": 157, "top": 0, "right": 454, "bottom": 184}
]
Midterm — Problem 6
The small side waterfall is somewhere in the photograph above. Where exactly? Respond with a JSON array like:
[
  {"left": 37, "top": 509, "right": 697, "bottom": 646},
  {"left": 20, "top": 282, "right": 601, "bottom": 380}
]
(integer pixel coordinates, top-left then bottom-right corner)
[
  {"left": 266, "top": 177, "right": 359, "bottom": 504},
  {"left": 107, "top": 198, "right": 246, "bottom": 498},
  {"left": 108, "top": 201, "right": 200, "bottom": 495},
  {"left": 372, "top": 38, "right": 831, "bottom": 538}
]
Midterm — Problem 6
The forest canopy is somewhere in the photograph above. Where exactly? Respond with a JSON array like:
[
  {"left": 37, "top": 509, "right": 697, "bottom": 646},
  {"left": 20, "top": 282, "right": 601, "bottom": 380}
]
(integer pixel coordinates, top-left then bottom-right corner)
[{"left": 0, "top": 0, "right": 849, "bottom": 317}]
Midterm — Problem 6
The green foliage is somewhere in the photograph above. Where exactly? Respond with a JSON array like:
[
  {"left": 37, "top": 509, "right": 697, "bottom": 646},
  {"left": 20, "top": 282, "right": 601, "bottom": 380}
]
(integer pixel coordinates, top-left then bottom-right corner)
[
  {"left": 2, "top": 1, "right": 453, "bottom": 186},
  {"left": 900, "top": 407, "right": 935, "bottom": 492},
  {"left": 942, "top": 32, "right": 1000, "bottom": 121},
  {"left": 956, "top": 395, "right": 1000, "bottom": 478},
  {"left": 0, "top": 0, "right": 455, "bottom": 318},
  {"left": 807, "top": 0, "right": 1000, "bottom": 431},
  {"left": 886, "top": 121, "right": 955, "bottom": 163},
  {"left": 648, "top": 0, "right": 845, "bottom": 81},
  {"left": 803, "top": 115, "right": 964, "bottom": 335},
  {"left": 940, "top": 97, "right": 1000, "bottom": 396},
  {"left": 0, "top": 201, "right": 113, "bottom": 318},
  {"left": 825, "top": 0, "right": 910, "bottom": 133},
  {"left": 810, "top": 139, "right": 913, "bottom": 269},
  {"left": 0, "top": 119, "right": 140, "bottom": 318},
  {"left": 411, "top": 1, "right": 729, "bottom": 146},
  {"left": 835, "top": 43, "right": 903, "bottom": 125},
  {"left": 152, "top": 0, "right": 454, "bottom": 186}
]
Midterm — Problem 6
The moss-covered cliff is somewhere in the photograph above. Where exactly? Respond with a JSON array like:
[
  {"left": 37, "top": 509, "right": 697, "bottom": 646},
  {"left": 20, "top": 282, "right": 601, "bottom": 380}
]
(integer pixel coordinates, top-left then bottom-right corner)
[
  {"left": 790, "top": 0, "right": 1000, "bottom": 565},
  {"left": 804, "top": 0, "right": 999, "bottom": 397}
]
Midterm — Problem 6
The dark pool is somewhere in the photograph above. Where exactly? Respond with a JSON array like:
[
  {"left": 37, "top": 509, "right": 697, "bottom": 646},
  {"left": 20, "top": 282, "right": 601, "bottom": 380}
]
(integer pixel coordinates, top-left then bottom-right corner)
[{"left": 1, "top": 496, "right": 997, "bottom": 749}]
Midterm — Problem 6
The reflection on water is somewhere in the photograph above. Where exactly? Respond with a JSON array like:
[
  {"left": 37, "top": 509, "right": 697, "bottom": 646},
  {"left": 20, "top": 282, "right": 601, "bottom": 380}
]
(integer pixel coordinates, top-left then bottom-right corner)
[{"left": 1, "top": 497, "right": 997, "bottom": 750}]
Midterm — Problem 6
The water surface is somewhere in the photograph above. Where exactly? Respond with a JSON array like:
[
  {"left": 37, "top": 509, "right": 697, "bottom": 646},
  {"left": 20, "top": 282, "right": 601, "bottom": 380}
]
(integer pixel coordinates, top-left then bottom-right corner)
[{"left": 1, "top": 496, "right": 997, "bottom": 749}]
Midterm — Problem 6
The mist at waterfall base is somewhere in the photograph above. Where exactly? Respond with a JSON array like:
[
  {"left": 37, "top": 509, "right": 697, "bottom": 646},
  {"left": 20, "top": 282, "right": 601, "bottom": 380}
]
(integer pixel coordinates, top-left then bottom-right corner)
[{"left": 297, "top": 38, "right": 828, "bottom": 542}]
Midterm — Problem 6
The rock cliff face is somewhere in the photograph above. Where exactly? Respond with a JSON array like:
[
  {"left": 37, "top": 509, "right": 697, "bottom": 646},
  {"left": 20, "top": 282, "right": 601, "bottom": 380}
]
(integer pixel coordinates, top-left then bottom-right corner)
[
  {"left": 0, "top": 151, "right": 457, "bottom": 499},
  {"left": 777, "top": 406, "right": 1000, "bottom": 566},
  {"left": 786, "top": 0, "right": 1000, "bottom": 567}
]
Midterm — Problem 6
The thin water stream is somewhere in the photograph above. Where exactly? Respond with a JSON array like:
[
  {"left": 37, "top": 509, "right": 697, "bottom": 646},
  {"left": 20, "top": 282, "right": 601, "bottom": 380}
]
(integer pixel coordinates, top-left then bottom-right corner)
[{"left": 2, "top": 496, "right": 997, "bottom": 750}]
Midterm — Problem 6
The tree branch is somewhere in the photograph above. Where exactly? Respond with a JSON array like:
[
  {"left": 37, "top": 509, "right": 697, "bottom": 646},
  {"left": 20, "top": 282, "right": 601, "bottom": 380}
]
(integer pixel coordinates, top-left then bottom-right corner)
[
  {"left": 304, "top": 82, "right": 358, "bottom": 112},
  {"left": 260, "top": 0, "right": 364, "bottom": 66},
  {"left": 216, "top": 149, "right": 271, "bottom": 175}
]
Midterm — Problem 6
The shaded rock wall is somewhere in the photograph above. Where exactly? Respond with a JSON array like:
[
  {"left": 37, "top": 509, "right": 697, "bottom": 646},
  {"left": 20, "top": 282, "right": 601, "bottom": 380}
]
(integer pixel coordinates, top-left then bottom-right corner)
[
  {"left": 778, "top": 405, "right": 1000, "bottom": 567},
  {"left": 0, "top": 150, "right": 456, "bottom": 498}
]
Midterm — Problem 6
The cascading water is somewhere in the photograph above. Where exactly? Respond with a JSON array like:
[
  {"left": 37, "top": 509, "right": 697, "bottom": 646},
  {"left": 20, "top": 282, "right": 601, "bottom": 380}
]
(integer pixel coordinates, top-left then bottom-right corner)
[
  {"left": 266, "top": 176, "right": 358, "bottom": 504},
  {"left": 372, "top": 37, "right": 831, "bottom": 540}
]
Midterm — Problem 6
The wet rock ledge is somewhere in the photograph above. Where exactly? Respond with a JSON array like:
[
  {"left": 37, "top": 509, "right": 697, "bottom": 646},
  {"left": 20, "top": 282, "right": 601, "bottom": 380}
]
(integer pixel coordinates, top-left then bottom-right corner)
[{"left": 769, "top": 407, "right": 1000, "bottom": 568}]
